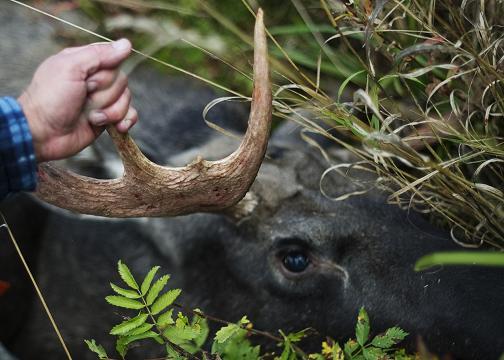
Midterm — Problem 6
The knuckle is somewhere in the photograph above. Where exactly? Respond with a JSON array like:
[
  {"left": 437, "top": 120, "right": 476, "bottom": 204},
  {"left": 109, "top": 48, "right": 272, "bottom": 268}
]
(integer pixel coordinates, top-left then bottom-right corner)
[
  {"left": 104, "top": 107, "right": 122, "bottom": 121},
  {"left": 91, "top": 70, "right": 116, "bottom": 88},
  {"left": 105, "top": 101, "right": 129, "bottom": 121}
]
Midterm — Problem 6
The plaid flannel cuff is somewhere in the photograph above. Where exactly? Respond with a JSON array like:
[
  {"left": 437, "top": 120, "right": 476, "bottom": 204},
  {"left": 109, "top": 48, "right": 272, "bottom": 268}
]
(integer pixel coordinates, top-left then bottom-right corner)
[{"left": 0, "top": 96, "right": 38, "bottom": 196}]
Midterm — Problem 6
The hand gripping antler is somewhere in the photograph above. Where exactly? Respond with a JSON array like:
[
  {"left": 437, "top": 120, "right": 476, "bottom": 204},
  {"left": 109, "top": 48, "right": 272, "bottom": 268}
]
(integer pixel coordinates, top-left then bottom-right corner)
[{"left": 36, "top": 9, "right": 271, "bottom": 218}]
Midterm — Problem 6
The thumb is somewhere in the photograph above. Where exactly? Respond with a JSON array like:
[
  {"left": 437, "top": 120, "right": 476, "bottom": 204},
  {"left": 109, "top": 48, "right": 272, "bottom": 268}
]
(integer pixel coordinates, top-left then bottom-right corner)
[{"left": 65, "top": 39, "right": 132, "bottom": 76}]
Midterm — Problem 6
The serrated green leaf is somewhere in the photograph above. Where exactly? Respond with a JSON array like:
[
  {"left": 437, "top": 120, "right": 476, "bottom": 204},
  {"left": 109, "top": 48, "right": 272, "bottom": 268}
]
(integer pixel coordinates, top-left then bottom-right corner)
[
  {"left": 154, "top": 335, "right": 164, "bottom": 345},
  {"left": 180, "top": 342, "right": 200, "bottom": 354},
  {"left": 141, "top": 266, "right": 161, "bottom": 295},
  {"left": 110, "top": 313, "right": 148, "bottom": 335},
  {"left": 212, "top": 328, "right": 259, "bottom": 360},
  {"left": 214, "top": 323, "right": 241, "bottom": 344},
  {"left": 116, "top": 337, "right": 128, "bottom": 359},
  {"left": 344, "top": 339, "right": 359, "bottom": 357},
  {"left": 286, "top": 329, "right": 309, "bottom": 343},
  {"left": 124, "top": 322, "right": 154, "bottom": 336},
  {"left": 158, "top": 308, "right": 175, "bottom": 327},
  {"left": 119, "top": 331, "right": 159, "bottom": 347},
  {"left": 355, "top": 307, "right": 370, "bottom": 346},
  {"left": 117, "top": 260, "right": 139, "bottom": 290},
  {"left": 84, "top": 339, "right": 108, "bottom": 359},
  {"left": 165, "top": 312, "right": 202, "bottom": 344},
  {"left": 238, "top": 316, "right": 250, "bottom": 326},
  {"left": 165, "top": 343, "right": 185, "bottom": 360},
  {"left": 214, "top": 315, "right": 250, "bottom": 345},
  {"left": 115, "top": 331, "right": 159, "bottom": 358},
  {"left": 146, "top": 274, "right": 170, "bottom": 306},
  {"left": 279, "top": 346, "right": 294, "bottom": 360},
  {"left": 163, "top": 323, "right": 200, "bottom": 343},
  {"left": 370, "top": 334, "right": 395, "bottom": 349},
  {"left": 363, "top": 347, "right": 385, "bottom": 360},
  {"left": 105, "top": 295, "right": 144, "bottom": 310},
  {"left": 332, "top": 343, "right": 344, "bottom": 360},
  {"left": 394, "top": 348, "right": 414, "bottom": 360},
  {"left": 371, "top": 326, "right": 409, "bottom": 348},
  {"left": 278, "top": 330, "right": 298, "bottom": 360},
  {"left": 279, "top": 338, "right": 296, "bottom": 360},
  {"left": 176, "top": 312, "right": 190, "bottom": 326},
  {"left": 151, "top": 288, "right": 181, "bottom": 315},
  {"left": 110, "top": 283, "right": 141, "bottom": 299},
  {"left": 192, "top": 313, "right": 209, "bottom": 348}
]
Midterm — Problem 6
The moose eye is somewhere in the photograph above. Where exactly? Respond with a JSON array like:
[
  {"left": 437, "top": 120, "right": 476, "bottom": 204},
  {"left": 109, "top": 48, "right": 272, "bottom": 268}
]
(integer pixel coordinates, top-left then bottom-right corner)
[{"left": 282, "top": 251, "right": 310, "bottom": 273}]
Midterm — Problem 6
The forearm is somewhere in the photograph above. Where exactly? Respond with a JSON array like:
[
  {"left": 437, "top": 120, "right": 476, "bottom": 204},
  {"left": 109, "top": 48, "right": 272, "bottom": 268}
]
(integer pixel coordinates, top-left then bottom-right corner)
[{"left": 0, "top": 96, "right": 37, "bottom": 200}]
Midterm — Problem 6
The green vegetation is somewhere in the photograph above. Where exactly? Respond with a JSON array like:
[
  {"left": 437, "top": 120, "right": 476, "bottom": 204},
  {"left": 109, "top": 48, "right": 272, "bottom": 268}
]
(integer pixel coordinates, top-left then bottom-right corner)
[{"left": 86, "top": 261, "right": 412, "bottom": 359}]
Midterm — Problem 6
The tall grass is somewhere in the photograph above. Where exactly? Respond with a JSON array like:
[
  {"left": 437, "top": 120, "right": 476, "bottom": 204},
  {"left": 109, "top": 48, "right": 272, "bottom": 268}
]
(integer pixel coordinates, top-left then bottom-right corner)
[{"left": 71, "top": 0, "right": 504, "bottom": 250}]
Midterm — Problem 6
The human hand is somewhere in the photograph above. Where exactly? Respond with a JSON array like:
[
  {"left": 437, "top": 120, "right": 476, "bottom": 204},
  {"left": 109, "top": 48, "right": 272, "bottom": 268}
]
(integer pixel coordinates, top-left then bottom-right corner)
[{"left": 18, "top": 39, "right": 138, "bottom": 163}]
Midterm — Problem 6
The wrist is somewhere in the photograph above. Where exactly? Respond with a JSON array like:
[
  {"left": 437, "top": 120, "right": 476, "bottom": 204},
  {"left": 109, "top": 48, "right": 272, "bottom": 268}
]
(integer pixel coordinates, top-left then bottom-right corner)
[{"left": 18, "top": 91, "right": 47, "bottom": 162}]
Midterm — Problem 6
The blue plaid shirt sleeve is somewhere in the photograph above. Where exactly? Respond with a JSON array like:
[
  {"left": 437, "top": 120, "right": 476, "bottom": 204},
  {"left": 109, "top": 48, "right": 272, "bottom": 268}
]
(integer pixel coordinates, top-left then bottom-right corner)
[{"left": 0, "top": 96, "right": 38, "bottom": 200}]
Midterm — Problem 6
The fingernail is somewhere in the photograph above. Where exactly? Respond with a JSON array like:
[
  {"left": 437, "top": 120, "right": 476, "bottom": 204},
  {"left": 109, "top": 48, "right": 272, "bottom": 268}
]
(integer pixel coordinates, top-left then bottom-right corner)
[
  {"left": 112, "top": 39, "right": 130, "bottom": 51},
  {"left": 89, "top": 111, "right": 108, "bottom": 126},
  {"left": 86, "top": 81, "right": 98, "bottom": 93}
]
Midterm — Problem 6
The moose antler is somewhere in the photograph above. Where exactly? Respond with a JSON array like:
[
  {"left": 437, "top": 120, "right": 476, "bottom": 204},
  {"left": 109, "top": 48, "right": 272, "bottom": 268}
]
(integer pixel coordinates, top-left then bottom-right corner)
[{"left": 36, "top": 9, "right": 271, "bottom": 218}]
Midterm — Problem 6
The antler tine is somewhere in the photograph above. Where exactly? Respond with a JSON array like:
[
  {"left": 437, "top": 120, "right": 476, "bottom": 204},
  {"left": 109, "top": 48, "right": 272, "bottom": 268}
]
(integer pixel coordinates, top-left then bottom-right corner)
[{"left": 36, "top": 9, "right": 272, "bottom": 218}]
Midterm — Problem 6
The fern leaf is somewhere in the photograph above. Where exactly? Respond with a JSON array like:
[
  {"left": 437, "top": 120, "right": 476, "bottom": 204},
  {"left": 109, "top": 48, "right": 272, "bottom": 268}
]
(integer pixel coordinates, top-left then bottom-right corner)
[
  {"left": 151, "top": 289, "right": 182, "bottom": 315},
  {"left": 105, "top": 295, "right": 145, "bottom": 309},
  {"left": 146, "top": 274, "right": 170, "bottom": 306},
  {"left": 110, "top": 283, "right": 141, "bottom": 299},
  {"left": 117, "top": 260, "right": 139, "bottom": 290},
  {"left": 110, "top": 313, "right": 148, "bottom": 335},
  {"left": 141, "top": 266, "right": 161, "bottom": 295}
]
